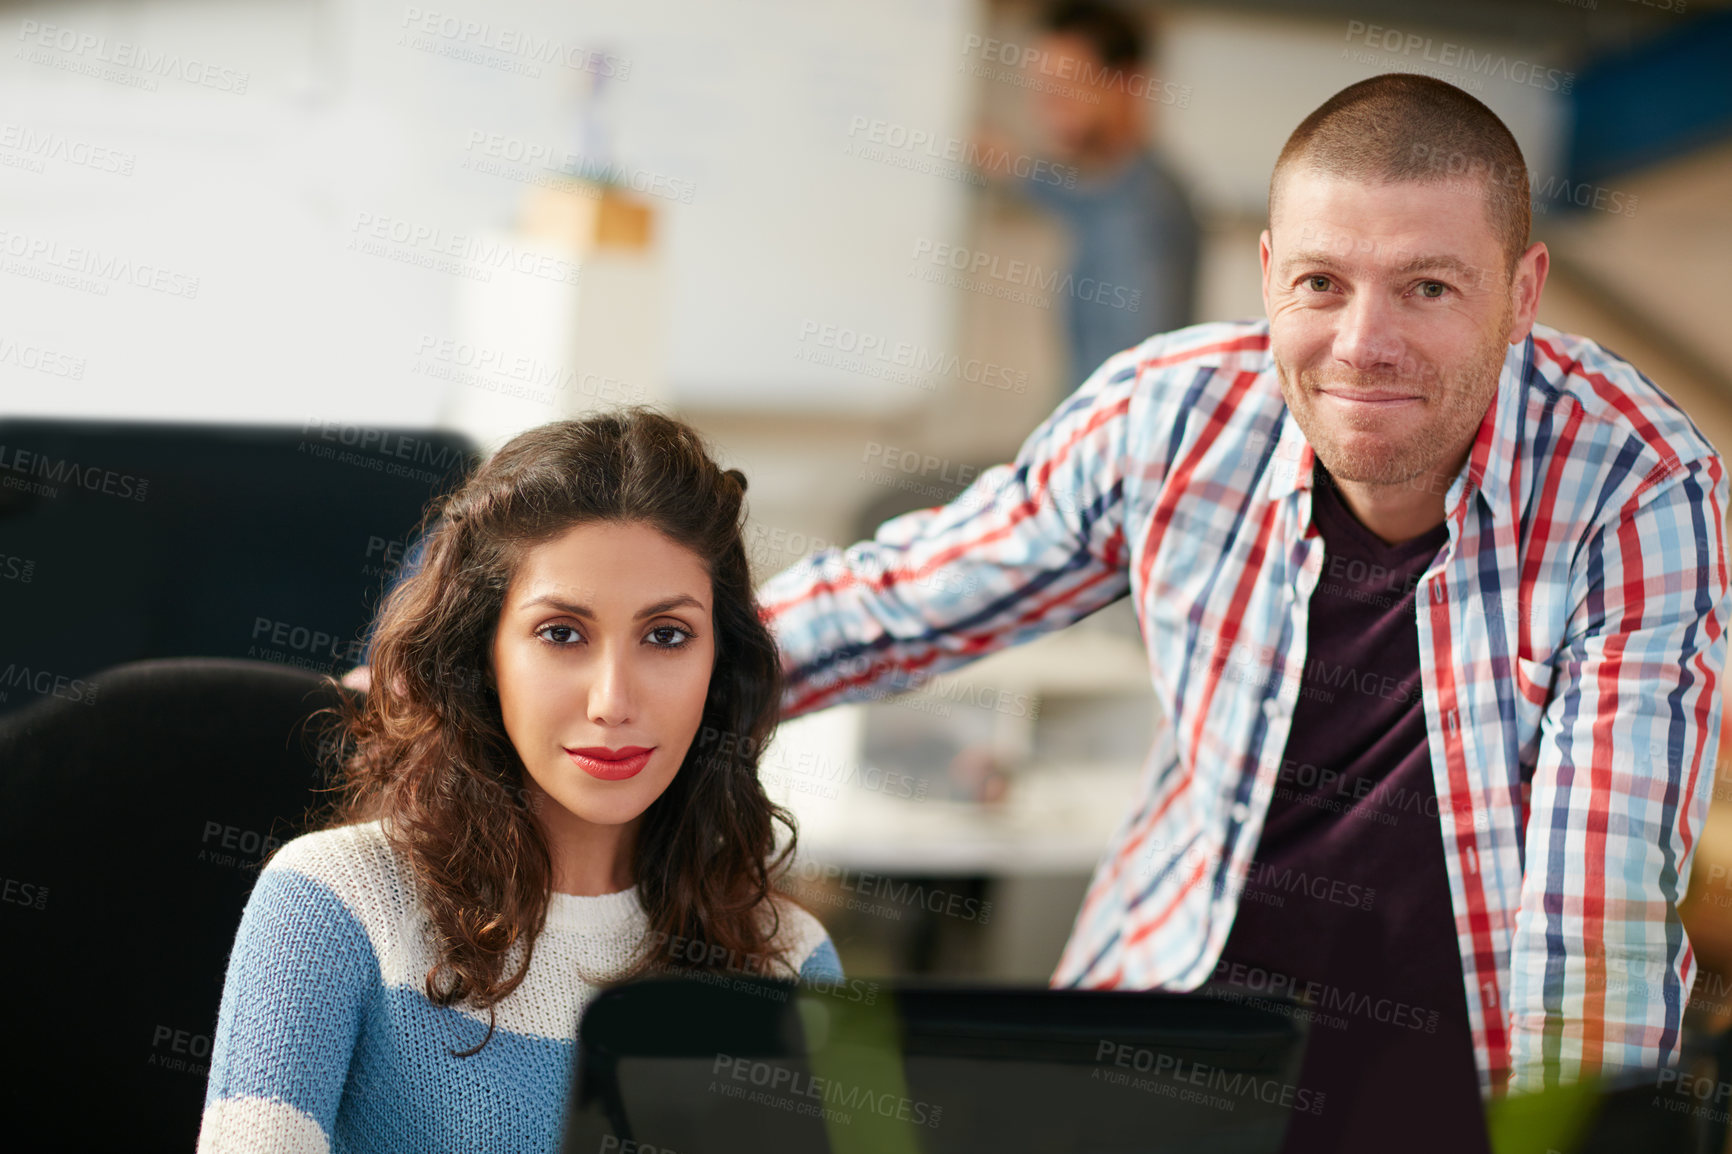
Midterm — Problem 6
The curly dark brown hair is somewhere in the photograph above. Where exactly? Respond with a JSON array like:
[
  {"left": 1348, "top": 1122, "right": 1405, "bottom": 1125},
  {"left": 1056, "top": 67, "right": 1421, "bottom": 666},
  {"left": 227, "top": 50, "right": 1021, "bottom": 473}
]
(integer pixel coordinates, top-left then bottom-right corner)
[{"left": 310, "top": 408, "right": 795, "bottom": 1055}]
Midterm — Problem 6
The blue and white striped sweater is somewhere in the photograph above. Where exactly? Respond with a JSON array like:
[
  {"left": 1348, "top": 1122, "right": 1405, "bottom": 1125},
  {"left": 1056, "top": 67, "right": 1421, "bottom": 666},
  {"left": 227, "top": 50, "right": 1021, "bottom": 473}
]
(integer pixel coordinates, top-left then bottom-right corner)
[{"left": 198, "top": 820, "right": 842, "bottom": 1153}]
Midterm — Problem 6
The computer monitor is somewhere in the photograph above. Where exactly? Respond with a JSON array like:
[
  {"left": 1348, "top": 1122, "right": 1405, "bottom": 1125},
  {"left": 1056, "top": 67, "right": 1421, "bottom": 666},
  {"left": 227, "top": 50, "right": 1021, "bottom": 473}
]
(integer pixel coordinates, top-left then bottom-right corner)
[{"left": 561, "top": 976, "right": 1312, "bottom": 1154}]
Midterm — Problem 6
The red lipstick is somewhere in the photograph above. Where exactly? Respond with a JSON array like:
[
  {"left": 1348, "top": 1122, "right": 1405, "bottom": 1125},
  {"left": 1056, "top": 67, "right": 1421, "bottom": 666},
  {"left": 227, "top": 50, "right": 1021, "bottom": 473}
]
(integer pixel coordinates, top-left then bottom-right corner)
[{"left": 565, "top": 745, "right": 654, "bottom": 781}]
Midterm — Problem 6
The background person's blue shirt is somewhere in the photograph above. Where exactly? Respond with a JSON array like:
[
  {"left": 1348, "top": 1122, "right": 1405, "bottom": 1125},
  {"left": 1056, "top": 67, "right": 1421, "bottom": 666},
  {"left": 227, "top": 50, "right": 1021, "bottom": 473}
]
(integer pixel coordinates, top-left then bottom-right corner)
[{"left": 1021, "top": 147, "right": 1200, "bottom": 392}]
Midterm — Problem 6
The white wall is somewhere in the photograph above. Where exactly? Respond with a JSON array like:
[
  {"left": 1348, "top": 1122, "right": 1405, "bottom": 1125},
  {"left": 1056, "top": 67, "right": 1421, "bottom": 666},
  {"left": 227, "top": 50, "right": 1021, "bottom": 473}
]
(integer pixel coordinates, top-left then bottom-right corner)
[
  {"left": 0, "top": 0, "right": 980, "bottom": 430},
  {"left": 1157, "top": 8, "right": 1568, "bottom": 218}
]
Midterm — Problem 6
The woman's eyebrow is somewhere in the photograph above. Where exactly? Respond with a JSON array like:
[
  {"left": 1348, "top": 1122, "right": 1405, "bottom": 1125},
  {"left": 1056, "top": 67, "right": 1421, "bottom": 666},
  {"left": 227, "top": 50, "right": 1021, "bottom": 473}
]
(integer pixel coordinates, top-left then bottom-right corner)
[
  {"left": 520, "top": 593, "right": 593, "bottom": 618},
  {"left": 635, "top": 594, "right": 707, "bottom": 620}
]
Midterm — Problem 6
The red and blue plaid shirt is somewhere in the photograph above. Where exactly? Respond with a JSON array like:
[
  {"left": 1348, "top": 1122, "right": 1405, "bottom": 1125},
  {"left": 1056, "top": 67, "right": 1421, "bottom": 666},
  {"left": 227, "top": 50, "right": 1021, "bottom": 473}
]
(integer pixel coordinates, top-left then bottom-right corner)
[{"left": 759, "top": 319, "right": 1730, "bottom": 1095}]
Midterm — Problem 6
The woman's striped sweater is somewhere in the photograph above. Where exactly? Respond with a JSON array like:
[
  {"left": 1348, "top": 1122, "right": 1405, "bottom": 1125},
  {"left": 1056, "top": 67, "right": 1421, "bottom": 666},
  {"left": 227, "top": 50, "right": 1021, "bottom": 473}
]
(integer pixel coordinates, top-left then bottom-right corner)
[{"left": 197, "top": 820, "right": 842, "bottom": 1153}]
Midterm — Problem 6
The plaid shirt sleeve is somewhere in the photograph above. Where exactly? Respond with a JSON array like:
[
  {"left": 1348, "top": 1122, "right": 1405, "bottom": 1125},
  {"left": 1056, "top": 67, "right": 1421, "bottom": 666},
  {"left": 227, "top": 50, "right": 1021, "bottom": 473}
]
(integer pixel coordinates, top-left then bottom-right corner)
[
  {"left": 758, "top": 346, "right": 1145, "bottom": 718},
  {"left": 1506, "top": 452, "right": 1730, "bottom": 1092}
]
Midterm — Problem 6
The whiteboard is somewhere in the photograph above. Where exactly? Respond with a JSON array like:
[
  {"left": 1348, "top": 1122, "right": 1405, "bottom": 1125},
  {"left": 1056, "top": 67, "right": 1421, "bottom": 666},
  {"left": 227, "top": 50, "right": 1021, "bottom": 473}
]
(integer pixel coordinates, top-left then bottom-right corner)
[{"left": 0, "top": 0, "right": 980, "bottom": 426}]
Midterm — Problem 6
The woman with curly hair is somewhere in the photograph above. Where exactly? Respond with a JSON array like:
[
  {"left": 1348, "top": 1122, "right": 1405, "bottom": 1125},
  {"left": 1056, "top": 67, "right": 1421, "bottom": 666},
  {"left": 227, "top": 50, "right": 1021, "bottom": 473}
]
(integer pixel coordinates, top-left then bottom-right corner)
[{"left": 198, "top": 410, "right": 841, "bottom": 1153}]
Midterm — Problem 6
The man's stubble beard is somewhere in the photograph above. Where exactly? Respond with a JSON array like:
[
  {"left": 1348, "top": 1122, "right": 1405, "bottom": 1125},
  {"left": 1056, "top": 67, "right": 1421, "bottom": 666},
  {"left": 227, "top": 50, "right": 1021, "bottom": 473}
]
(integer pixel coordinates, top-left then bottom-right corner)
[{"left": 1277, "top": 310, "right": 1512, "bottom": 489}]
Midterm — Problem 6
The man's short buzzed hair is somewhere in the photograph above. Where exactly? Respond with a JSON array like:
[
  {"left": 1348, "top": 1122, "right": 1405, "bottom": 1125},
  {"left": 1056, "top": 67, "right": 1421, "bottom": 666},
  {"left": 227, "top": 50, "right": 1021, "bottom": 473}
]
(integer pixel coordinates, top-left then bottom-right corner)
[{"left": 1270, "top": 73, "right": 1531, "bottom": 271}]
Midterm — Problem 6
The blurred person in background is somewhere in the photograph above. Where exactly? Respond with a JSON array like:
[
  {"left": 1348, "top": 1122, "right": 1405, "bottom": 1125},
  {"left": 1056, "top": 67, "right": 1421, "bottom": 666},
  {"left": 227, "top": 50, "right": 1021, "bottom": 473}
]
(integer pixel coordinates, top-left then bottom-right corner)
[
  {"left": 763, "top": 74, "right": 1729, "bottom": 1151},
  {"left": 977, "top": 0, "right": 1201, "bottom": 393}
]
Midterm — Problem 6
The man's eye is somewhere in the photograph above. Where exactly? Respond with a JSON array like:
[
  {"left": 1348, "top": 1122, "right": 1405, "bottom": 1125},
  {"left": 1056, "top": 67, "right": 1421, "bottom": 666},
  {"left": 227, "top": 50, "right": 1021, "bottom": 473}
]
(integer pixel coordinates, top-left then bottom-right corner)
[
  {"left": 1305, "top": 275, "right": 1332, "bottom": 293},
  {"left": 1418, "top": 281, "right": 1447, "bottom": 299},
  {"left": 537, "top": 624, "right": 582, "bottom": 645},
  {"left": 647, "top": 626, "right": 691, "bottom": 648}
]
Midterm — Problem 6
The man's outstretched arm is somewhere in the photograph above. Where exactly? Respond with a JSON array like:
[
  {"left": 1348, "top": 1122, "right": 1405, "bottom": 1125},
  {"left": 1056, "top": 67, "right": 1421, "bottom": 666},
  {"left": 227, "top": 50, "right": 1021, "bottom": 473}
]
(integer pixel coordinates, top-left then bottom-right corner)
[
  {"left": 758, "top": 348, "right": 1147, "bottom": 721},
  {"left": 1507, "top": 452, "right": 1731, "bottom": 1093}
]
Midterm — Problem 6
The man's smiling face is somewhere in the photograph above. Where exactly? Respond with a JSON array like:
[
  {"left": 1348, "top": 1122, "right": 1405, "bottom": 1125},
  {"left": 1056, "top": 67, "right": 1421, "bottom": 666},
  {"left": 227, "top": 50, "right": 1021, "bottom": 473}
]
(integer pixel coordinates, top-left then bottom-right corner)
[{"left": 1261, "top": 167, "right": 1540, "bottom": 491}]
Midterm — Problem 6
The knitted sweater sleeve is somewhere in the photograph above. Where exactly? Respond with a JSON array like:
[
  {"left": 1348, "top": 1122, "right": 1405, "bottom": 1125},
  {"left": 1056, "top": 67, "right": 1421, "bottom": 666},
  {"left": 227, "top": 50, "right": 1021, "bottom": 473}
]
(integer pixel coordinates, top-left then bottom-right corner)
[
  {"left": 197, "top": 827, "right": 385, "bottom": 1153},
  {"left": 768, "top": 897, "right": 845, "bottom": 984}
]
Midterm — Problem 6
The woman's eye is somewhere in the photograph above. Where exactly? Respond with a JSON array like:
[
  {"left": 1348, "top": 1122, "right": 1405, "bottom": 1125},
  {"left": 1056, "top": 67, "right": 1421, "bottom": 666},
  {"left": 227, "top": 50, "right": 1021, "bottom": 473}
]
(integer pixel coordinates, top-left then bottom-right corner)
[
  {"left": 536, "top": 624, "right": 583, "bottom": 646},
  {"left": 1305, "top": 275, "right": 1332, "bottom": 293},
  {"left": 1418, "top": 281, "right": 1447, "bottom": 299},
  {"left": 647, "top": 625, "right": 691, "bottom": 648}
]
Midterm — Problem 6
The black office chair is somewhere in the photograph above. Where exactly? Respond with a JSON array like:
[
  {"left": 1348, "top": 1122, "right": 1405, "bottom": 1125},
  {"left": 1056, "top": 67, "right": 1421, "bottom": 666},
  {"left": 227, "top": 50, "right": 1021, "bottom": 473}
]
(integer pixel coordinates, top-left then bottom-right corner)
[
  {"left": 0, "top": 657, "right": 357, "bottom": 1152},
  {"left": 0, "top": 418, "right": 476, "bottom": 718}
]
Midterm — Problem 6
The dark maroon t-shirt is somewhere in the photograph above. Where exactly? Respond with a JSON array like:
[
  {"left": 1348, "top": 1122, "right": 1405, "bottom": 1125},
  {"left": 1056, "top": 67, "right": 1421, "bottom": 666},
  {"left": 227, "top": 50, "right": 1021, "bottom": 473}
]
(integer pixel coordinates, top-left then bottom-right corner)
[{"left": 1210, "top": 463, "right": 1488, "bottom": 1151}]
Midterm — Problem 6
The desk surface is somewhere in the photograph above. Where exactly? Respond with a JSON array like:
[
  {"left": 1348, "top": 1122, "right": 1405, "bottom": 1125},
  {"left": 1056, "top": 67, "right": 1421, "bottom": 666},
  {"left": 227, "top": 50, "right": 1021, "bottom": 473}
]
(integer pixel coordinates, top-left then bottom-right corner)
[{"left": 776, "top": 761, "right": 1145, "bottom": 876}]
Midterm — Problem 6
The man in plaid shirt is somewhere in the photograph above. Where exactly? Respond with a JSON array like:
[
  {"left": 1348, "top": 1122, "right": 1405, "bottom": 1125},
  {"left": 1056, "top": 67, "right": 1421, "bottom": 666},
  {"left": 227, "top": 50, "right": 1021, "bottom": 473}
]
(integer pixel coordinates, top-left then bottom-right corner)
[{"left": 759, "top": 73, "right": 1729, "bottom": 1136}]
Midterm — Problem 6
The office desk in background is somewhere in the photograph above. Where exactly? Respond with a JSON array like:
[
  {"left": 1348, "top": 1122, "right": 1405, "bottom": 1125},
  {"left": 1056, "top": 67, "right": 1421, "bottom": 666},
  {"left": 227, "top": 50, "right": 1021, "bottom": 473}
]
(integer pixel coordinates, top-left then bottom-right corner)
[{"left": 767, "top": 612, "right": 1156, "bottom": 982}]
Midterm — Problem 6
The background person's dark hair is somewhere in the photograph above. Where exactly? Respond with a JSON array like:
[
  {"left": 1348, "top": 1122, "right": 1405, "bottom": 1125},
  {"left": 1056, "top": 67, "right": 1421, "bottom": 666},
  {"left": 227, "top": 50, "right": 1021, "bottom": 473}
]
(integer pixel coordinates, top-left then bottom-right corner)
[
  {"left": 1269, "top": 72, "right": 1531, "bottom": 272},
  {"left": 305, "top": 408, "right": 793, "bottom": 1056},
  {"left": 1042, "top": 0, "right": 1145, "bottom": 70}
]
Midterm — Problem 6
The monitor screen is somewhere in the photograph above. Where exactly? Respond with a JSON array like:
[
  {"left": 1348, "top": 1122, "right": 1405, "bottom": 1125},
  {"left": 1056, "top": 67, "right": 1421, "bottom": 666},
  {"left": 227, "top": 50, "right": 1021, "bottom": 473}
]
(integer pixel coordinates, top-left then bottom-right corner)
[{"left": 563, "top": 977, "right": 1312, "bottom": 1154}]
